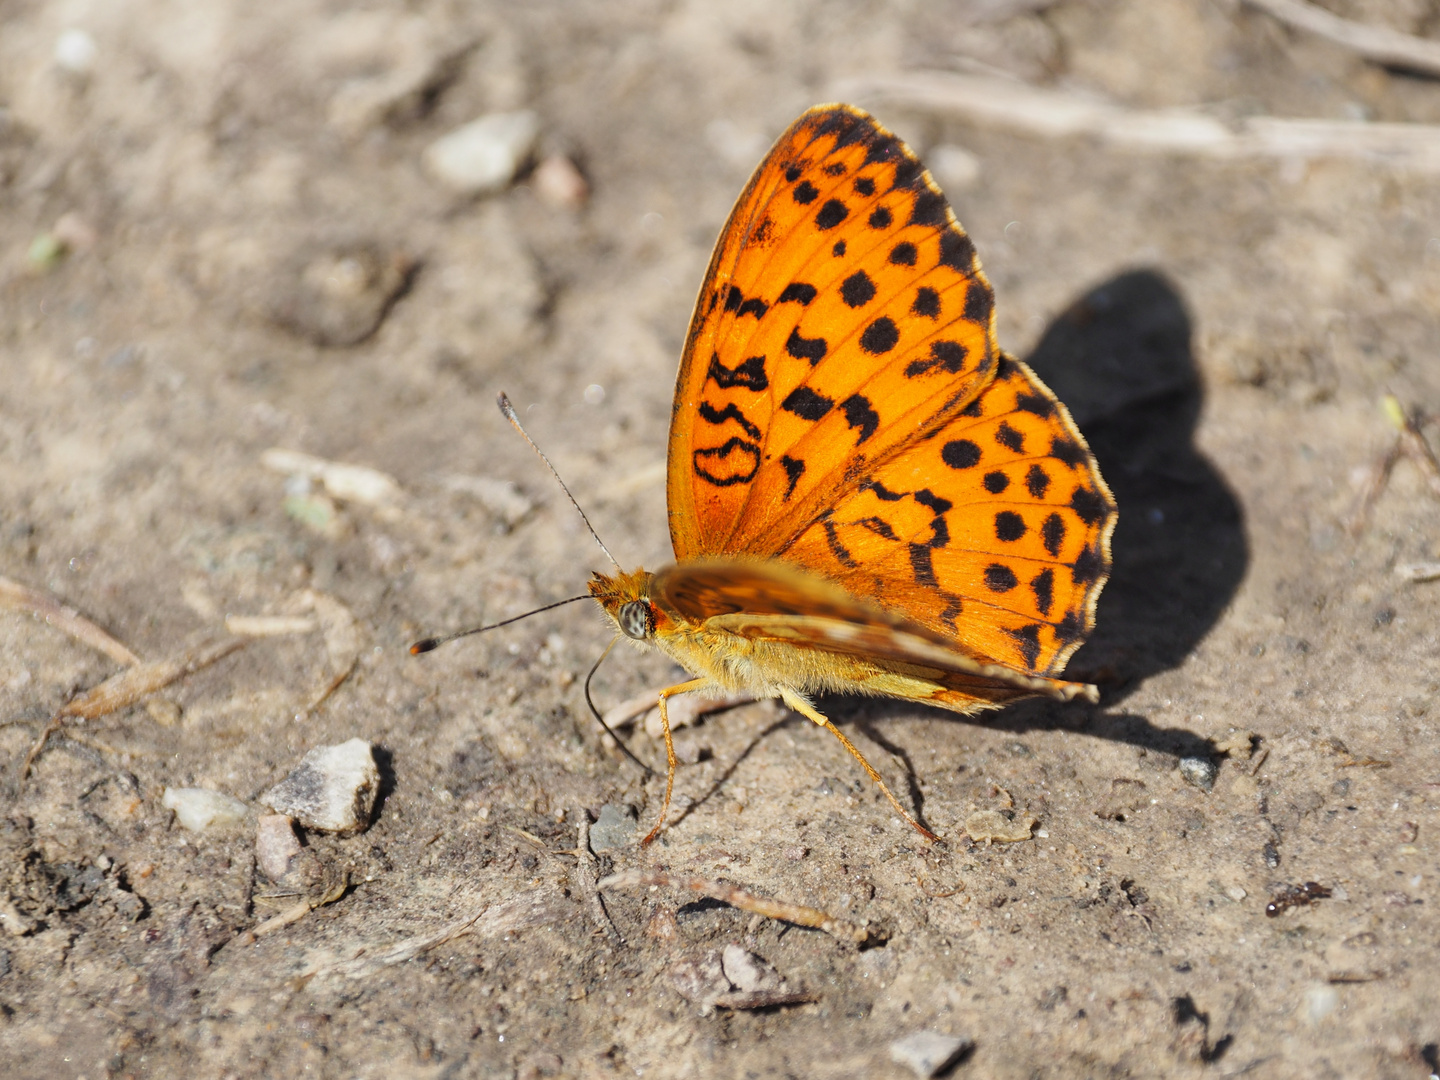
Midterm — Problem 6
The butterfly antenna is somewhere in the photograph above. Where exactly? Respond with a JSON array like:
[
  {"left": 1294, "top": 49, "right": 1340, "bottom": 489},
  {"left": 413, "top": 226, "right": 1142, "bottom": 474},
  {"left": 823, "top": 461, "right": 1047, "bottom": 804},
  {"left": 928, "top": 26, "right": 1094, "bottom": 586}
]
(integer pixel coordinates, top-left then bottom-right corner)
[
  {"left": 497, "top": 392, "right": 622, "bottom": 570},
  {"left": 584, "top": 637, "right": 654, "bottom": 774},
  {"left": 409, "top": 594, "right": 591, "bottom": 655}
]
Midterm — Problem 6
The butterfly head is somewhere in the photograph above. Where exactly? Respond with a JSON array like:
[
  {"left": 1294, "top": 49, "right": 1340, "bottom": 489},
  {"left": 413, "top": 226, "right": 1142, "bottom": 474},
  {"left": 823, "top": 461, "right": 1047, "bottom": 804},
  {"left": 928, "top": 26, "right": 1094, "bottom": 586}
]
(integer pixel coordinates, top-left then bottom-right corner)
[{"left": 588, "top": 568, "right": 663, "bottom": 642}]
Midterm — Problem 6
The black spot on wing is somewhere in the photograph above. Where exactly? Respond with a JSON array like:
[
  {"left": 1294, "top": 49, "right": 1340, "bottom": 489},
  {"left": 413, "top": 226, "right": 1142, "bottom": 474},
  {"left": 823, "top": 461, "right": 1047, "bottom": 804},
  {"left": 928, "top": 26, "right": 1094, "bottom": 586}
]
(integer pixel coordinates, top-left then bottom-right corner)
[
  {"left": 693, "top": 438, "right": 760, "bottom": 488},
  {"left": 793, "top": 180, "right": 819, "bottom": 205},
  {"left": 1016, "top": 391, "right": 1054, "bottom": 417},
  {"left": 889, "top": 242, "right": 918, "bottom": 266},
  {"left": 854, "top": 176, "right": 875, "bottom": 197},
  {"left": 963, "top": 281, "right": 993, "bottom": 324},
  {"left": 1071, "top": 542, "right": 1105, "bottom": 585},
  {"left": 1050, "top": 436, "right": 1087, "bottom": 468},
  {"left": 1055, "top": 609, "right": 1084, "bottom": 647},
  {"left": 868, "top": 206, "right": 893, "bottom": 229},
  {"left": 840, "top": 394, "right": 880, "bottom": 444},
  {"left": 905, "top": 340, "right": 967, "bottom": 378},
  {"left": 863, "top": 131, "right": 904, "bottom": 165},
  {"left": 913, "top": 489, "right": 952, "bottom": 515},
  {"left": 995, "top": 511, "right": 1026, "bottom": 542},
  {"left": 909, "top": 188, "right": 948, "bottom": 228},
  {"left": 1070, "top": 487, "right": 1107, "bottom": 525},
  {"left": 983, "top": 471, "right": 1009, "bottom": 494},
  {"left": 815, "top": 199, "right": 849, "bottom": 230},
  {"left": 1006, "top": 624, "right": 1042, "bottom": 669},
  {"left": 1026, "top": 465, "right": 1051, "bottom": 499},
  {"left": 995, "top": 422, "right": 1024, "bottom": 453},
  {"left": 840, "top": 272, "right": 876, "bottom": 308},
  {"left": 780, "top": 455, "right": 805, "bottom": 499},
  {"left": 856, "top": 515, "right": 897, "bottom": 540},
  {"left": 941, "top": 439, "right": 980, "bottom": 469},
  {"left": 707, "top": 353, "right": 768, "bottom": 391},
  {"left": 909, "top": 544, "right": 938, "bottom": 587},
  {"left": 697, "top": 400, "right": 761, "bottom": 440},
  {"left": 960, "top": 398, "right": 984, "bottom": 418},
  {"left": 823, "top": 515, "right": 857, "bottom": 569},
  {"left": 860, "top": 479, "right": 905, "bottom": 502},
  {"left": 984, "top": 564, "right": 1018, "bottom": 593},
  {"left": 823, "top": 161, "right": 846, "bottom": 177},
  {"left": 784, "top": 164, "right": 802, "bottom": 183},
  {"left": 859, "top": 317, "right": 899, "bottom": 355},
  {"left": 1030, "top": 569, "right": 1054, "bottom": 617},
  {"left": 889, "top": 155, "right": 923, "bottom": 190},
  {"left": 785, "top": 327, "right": 827, "bottom": 365},
  {"left": 1041, "top": 513, "right": 1066, "bottom": 557},
  {"left": 781, "top": 385, "right": 834, "bottom": 422},
  {"left": 777, "top": 282, "right": 817, "bottom": 306},
  {"left": 832, "top": 240, "right": 846, "bottom": 257},
  {"left": 911, "top": 287, "right": 940, "bottom": 319},
  {"left": 723, "top": 285, "right": 769, "bottom": 320},
  {"left": 939, "top": 231, "right": 976, "bottom": 273}
]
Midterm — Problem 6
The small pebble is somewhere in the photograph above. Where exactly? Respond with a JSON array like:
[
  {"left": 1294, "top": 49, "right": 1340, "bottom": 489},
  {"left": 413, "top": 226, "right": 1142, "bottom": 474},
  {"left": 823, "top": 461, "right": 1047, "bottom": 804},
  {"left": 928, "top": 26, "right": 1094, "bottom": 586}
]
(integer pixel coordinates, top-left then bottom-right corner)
[
  {"left": 263, "top": 738, "right": 379, "bottom": 833},
  {"left": 54, "top": 29, "right": 98, "bottom": 74},
  {"left": 588, "top": 803, "right": 637, "bottom": 851},
  {"left": 721, "top": 944, "right": 783, "bottom": 993},
  {"left": 531, "top": 154, "right": 589, "bottom": 208},
  {"left": 1225, "top": 885, "right": 1247, "bottom": 902},
  {"left": 1178, "top": 756, "right": 1218, "bottom": 791},
  {"left": 162, "top": 787, "right": 248, "bottom": 832},
  {"left": 255, "top": 814, "right": 303, "bottom": 882},
  {"left": 964, "top": 810, "right": 1035, "bottom": 845},
  {"left": 1304, "top": 983, "right": 1338, "bottom": 1024},
  {"left": 889, "top": 1031, "right": 974, "bottom": 1078},
  {"left": 927, "top": 144, "right": 982, "bottom": 190},
  {"left": 423, "top": 111, "right": 538, "bottom": 195}
]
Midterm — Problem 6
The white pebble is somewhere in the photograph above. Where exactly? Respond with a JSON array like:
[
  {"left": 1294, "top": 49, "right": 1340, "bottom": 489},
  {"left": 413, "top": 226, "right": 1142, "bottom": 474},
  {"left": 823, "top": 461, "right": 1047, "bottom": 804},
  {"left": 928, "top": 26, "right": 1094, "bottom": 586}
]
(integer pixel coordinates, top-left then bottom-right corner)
[
  {"left": 889, "top": 1031, "right": 973, "bottom": 1078},
  {"left": 54, "top": 30, "right": 98, "bottom": 74},
  {"left": 1304, "top": 983, "right": 1338, "bottom": 1024},
  {"left": 263, "top": 738, "right": 379, "bottom": 833},
  {"left": 162, "top": 787, "right": 248, "bottom": 832},
  {"left": 928, "top": 144, "right": 981, "bottom": 191},
  {"left": 423, "top": 111, "right": 538, "bottom": 195}
]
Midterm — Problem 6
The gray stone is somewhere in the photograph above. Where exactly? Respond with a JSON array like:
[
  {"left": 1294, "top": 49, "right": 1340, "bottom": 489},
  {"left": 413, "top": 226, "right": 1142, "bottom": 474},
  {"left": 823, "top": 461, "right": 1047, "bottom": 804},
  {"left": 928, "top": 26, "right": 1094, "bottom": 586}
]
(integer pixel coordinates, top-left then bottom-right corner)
[
  {"left": 423, "top": 111, "right": 538, "bottom": 195},
  {"left": 588, "top": 803, "right": 637, "bottom": 851},
  {"left": 1178, "top": 756, "right": 1218, "bottom": 792},
  {"left": 263, "top": 738, "right": 378, "bottom": 833},
  {"left": 889, "top": 1031, "right": 973, "bottom": 1078}
]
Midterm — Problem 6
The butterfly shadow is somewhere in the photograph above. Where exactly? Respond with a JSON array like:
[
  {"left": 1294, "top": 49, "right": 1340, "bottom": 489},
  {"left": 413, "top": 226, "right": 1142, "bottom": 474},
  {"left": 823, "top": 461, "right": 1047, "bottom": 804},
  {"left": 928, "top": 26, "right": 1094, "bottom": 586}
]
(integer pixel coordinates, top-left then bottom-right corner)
[{"left": 841, "top": 269, "right": 1248, "bottom": 766}]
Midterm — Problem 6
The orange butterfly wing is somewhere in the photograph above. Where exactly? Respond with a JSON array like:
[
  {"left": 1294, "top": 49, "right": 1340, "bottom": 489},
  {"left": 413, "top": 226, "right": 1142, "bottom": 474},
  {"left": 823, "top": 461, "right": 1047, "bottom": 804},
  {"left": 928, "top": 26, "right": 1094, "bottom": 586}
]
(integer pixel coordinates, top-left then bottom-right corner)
[
  {"left": 667, "top": 105, "right": 999, "bottom": 560},
  {"left": 665, "top": 104, "right": 1115, "bottom": 684},
  {"left": 781, "top": 354, "right": 1116, "bottom": 677}
]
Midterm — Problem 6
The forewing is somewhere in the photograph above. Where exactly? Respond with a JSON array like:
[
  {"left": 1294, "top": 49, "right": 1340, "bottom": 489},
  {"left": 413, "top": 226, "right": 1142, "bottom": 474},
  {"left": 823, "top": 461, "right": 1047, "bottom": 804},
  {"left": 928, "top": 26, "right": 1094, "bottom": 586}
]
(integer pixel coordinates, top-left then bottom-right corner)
[
  {"left": 668, "top": 105, "right": 999, "bottom": 560},
  {"left": 779, "top": 355, "right": 1117, "bottom": 677}
]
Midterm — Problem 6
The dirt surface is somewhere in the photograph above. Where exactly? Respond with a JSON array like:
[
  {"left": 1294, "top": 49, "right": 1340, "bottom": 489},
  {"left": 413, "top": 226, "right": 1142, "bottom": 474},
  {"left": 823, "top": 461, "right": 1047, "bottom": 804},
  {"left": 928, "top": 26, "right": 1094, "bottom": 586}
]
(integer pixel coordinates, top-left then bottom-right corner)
[{"left": 3, "top": 1, "right": 1440, "bottom": 1077}]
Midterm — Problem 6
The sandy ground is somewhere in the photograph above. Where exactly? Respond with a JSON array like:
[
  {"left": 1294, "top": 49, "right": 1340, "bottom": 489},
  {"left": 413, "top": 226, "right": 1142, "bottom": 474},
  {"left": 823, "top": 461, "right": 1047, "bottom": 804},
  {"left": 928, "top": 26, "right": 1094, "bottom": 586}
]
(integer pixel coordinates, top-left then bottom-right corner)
[{"left": 3, "top": 1, "right": 1440, "bottom": 1077}]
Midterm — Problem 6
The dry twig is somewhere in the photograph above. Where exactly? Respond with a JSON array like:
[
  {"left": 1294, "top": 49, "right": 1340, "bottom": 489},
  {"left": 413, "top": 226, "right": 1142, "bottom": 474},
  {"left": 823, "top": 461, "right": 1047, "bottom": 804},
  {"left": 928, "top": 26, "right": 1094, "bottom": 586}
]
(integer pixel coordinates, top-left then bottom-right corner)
[
  {"left": 0, "top": 575, "right": 140, "bottom": 666},
  {"left": 597, "top": 869, "right": 880, "bottom": 946},
  {"left": 22, "top": 637, "right": 246, "bottom": 778},
  {"left": 833, "top": 71, "right": 1440, "bottom": 171},
  {"left": 1244, "top": 0, "right": 1440, "bottom": 79}
]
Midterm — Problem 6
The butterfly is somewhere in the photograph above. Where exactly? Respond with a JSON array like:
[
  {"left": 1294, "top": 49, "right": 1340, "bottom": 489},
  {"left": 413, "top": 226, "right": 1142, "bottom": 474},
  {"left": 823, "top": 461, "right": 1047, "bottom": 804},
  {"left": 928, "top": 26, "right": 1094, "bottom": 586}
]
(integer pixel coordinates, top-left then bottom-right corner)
[{"left": 587, "top": 104, "right": 1116, "bottom": 844}]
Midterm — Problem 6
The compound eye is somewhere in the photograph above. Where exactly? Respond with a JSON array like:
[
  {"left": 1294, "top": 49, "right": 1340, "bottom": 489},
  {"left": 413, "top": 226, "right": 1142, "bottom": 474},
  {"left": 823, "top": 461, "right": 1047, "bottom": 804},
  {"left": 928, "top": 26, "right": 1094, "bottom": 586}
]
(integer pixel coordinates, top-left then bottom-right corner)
[{"left": 618, "top": 600, "right": 654, "bottom": 640}]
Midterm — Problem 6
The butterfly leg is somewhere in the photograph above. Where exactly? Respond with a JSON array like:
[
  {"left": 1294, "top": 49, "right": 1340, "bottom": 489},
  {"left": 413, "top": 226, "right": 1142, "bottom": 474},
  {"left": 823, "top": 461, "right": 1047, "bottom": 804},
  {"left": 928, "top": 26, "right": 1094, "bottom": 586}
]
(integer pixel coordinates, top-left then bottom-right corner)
[
  {"left": 778, "top": 688, "right": 940, "bottom": 843},
  {"left": 641, "top": 677, "right": 712, "bottom": 845}
]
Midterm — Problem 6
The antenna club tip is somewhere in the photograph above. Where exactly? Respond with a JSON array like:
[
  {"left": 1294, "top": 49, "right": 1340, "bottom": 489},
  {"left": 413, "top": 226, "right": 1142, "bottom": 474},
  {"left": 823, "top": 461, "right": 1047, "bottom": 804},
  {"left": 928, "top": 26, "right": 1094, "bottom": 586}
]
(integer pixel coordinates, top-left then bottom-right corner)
[
  {"left": 496, "top": 392, "right": 516, "bottom": 419},
  {"left": 410, "top": 638, "right": 441, "bottom": 655}
]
